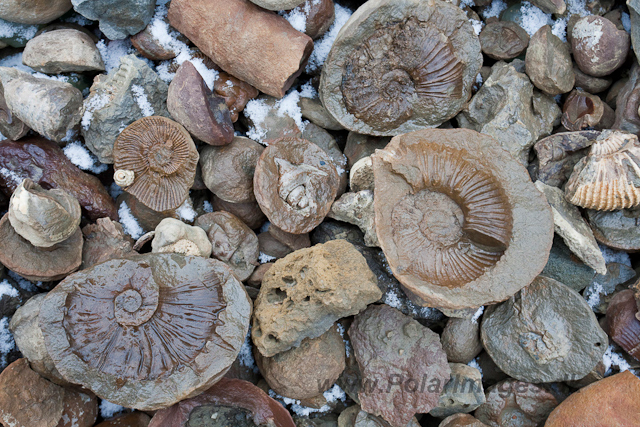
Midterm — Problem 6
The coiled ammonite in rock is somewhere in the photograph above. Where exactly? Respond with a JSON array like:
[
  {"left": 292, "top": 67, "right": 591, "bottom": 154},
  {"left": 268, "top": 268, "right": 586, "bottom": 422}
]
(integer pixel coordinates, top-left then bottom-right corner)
[
  {"left": 38, "top": 254, "right": 251, "bottom": 411},
  {"left": 372, "top": 129, "right": 553, "bottom": 309},
  {"left": 319, "top": 0, "right": 481, "bottom": 136}
]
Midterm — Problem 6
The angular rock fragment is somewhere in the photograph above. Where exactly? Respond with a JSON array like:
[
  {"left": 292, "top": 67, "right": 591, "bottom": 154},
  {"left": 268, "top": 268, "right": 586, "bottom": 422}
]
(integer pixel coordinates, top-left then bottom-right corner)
[
  {"left": 71, "top": 0, "right": 156, "bottom": 40},
  {"left": 328, "top": 190, "right": 378, "bottom": 247},
  {"left": 561, "top": 89, "right": 614, "bottom": 131},
  {"left": 439, "top": 414, "right": 489, "bottom": 427},
  {"left": 612, "top": 61, "right": 640, "bottom": 134},
  {"left": 213, "top": 71, "right": 259, "bottom": 123},
  {"left": 430, "top": 363, "right": 485, "bottom": 418},
  {"left": 525, "top": 25, "right": 574, "bottom": 95},
  {"left": 586, "top": 208, "right": 640, "bottom": 251},
  {"left": 606, "top": 289, "right": 640, "bottom": 361}
]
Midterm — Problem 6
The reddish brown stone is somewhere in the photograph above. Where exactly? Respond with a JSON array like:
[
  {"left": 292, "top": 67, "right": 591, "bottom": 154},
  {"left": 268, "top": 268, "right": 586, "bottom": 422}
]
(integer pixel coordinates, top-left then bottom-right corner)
[
  {"left": 213, "top": 72, "right": 259, "bottom": 123},
  {"left": 56, "top": 389, "right": 98, "bottom": 427},
  {"left": 168, "top": 0, "right": 313, "bottom": 98},
  {"left": 82, "top": 218, "right": 135, "bottom": 269},
  {"left": 606, "top": 289, "right": 640, "bottom": 361},
  {"left": 210, "top": 196, "right": 266, "bottom": 229}
]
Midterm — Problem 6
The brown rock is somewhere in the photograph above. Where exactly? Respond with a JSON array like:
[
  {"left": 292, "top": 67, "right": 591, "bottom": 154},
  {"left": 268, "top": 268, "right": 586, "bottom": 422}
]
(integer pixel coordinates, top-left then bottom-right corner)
[
  {"left": 130, "top": 15, "right": 186, "bottom": 61},
  {"left": 571, "top": 15, "right": 630, "bottom": 77},
  {"left": 474, "top": 379, "right": 558, "bottom": 427},
  {"left": 561, "top": 89, "right": 615, "bottom": 131},
  {"left": 247, "top": 263, "right": 273, "bottom": 288},
  {"left": 39, "top": 254, "right": 252, "bottom": 410},
  {"left": 289, "top": 0, "right": 335, "bottom": 40},
  {"left": 613, "top": 61, "right": 640, "bottom": 134},
  {"left": 213, "top": 71, "right": 259, "bottom": 123},
  {"left": 210, "top": 196, "right": 266, "bottom": 229},
  {"left": 258, "top": 223, "right": 311, "bottom": 259},
  {"left": 116, "top": 192, "right": 179, "bottom": 233},
  {"left": 479, "top": 21, "right": 529, "bottom": 60},
  {"left": 255, "top": 324, "right": 345, "bottom": 400},
  {"left": 252, "top": 239, "right": 381, "bottom": 357},
  {"left": 167, "top": 61, "right": 234, "bottom": 146},
  {"left": 344, "top": 133, "right": 390, "bottom": 170},
  {"left": 525, "top": 25, "right": 575, "bottom": 95},
  {"left": 82, "top": 218, "right": 135, "bottom": 269},
  {"left": 586, "top": 208, "right": 640, "bottom": 251},
  {"left": 338, "top": 405, "right": 420, "bottom": 427},
  {"left": 0, "top": 79, "right": 29, "bottom": 141},
  {"left": 300, "top": 96, "right": 345, "bottom": 131},
  {"left": 430, "top": 363, "right": 485, "bottom": 418},
  {"left": 348, "top": 304, "right": 450, "bottom": 427},
  {"left": 95, "top": 412, "right": 151, "bottom": 427},
  {"left": 438, "top": 414, "right": 489, "bottom": 427},
  {"left": 0, "top": 358, "right": 65, "bottom": 427},
  {"left": 168, "top": 0, "right": 312, "bottom": 98},
  {"left": 0, "top": 0, "right": 72, "bottom": 24},
  {"left": 57, "top": 389, "right": 98, "bottom": 427},
  {"left": 529, "top": 0, "right": 565, "bottom": 13},
  {"left": 606, "top": 289, "right": 640, "bottom": 361},
  {"left": 0, "top": 137, "right": 118, "bottom": 221},
  {"left": 441, "top": 317, "right": 483, "bottom": 364},
  {"left": 544, "top": 371, "right": 640, "bottom": 426},
  {"left": 22, "top": 29, "right": 105, "bottom": 74},
  {"left": 573, "top": 65, "right": 612, "bottom": 94}
]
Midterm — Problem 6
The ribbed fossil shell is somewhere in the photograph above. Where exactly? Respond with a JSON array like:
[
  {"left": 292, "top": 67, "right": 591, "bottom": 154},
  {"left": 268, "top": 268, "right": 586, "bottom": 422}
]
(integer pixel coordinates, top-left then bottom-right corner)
[
  {"left": 319, "top": 0, "right": 481, "bottom": 136},
  {"left": 113, "top": 116, "right": 199, "bottom": 212},
  {"left": 8, "top": 178, "right": 81, "bottom": 248},
  {"left": 372, "top": 128, "right": 553, "bottom": 309},
  {"left": 565, "top": 130, "right": 640, "bottom": 211}
]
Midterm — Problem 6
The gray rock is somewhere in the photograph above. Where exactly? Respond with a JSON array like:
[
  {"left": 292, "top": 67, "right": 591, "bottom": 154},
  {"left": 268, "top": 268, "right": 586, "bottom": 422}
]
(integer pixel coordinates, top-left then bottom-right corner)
[
  {"left": 22, "top": 29, "right": 104, "bottom": 74},
  {"left": 300, "top": 96, "right": 345, "bottom": 131},
  {"left": 481, "top": 276, "right": 608, "bottom": 383},
  {"left": 441, "top": 317, "right": 483, "bottom": 364},
  {"left": 629, "top": 0, "right": 640, "bottom": 64},
  {"left": 248, "top": 0, "right": 305, "bottom": 11},
  {"left": 525, "top": 25, "right": 575, "bottom": 95},
  {"left": 456, "top": 61, "right": 561, "bottom": 165},
  {"left": 0, "top": 79, "right": 29, "bottom": 141},
  {"left": 583, "top": 262, "right": 637, "bottom": 313},
  {"left": 327, "top": 190, "right": 378, "bottom": 247},
  {"left": 81, "top": 54, "right": 170, "bottom": 164},
  {"left": 535, "top": 181, "right": 606, "bottom": 275},
  {"left": 0, "top": 67, "right": 82, "bottom": 142},
  {"left": 541, "top": 237, "right": 596, "bottom": 292},
  {"left": 587, "top": 208, "right": 640, "bottom": 251},
  {"left": 344, "top": 132, "right": 390, "bottom": 170},
  {"left": 71, "top": 0, "right": 156, "bottom": 40},
  {"left": 430, "top": 363, "right": 485, "bottom": 418}
]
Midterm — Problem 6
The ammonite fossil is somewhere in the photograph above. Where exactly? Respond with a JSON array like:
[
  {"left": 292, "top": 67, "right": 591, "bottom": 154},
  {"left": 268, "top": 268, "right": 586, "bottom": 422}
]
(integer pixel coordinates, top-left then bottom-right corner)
[
  {"left": 38, "top": 254, "right": 251, "bottom": 411},
  {"left": 253, "top": 137, "right": 340, "bottom": 234},
  {"left": 565, "top": 130, "right": 640, "bottom": 211},
  {"left": 372, "top": 128, "right": 553, "bottom": 309},
  {"left": 319, "top": 0, "right": 481, "bottom": 136},
  {"left": 113, "top": 116, "right": 199, "bottom": 212}
]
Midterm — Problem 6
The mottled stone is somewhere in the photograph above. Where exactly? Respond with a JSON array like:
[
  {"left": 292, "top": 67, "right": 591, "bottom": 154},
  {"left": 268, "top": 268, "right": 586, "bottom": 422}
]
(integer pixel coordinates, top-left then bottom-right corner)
[
  {"left": 541, "top": 237, "right": 596, "bottom": 293},
  {"left": 525, "top": 25, "right": 575, "bottom": 95},
  {"left": 344, "top": 133, "right": 390, "bottom": 170},
  {"left": 349, "top": 157, "right": 374, "bottom": 193},
  {"left": 348, "top": 305, "right": 450, "bottom": 427},
  {"left": 573, "top": 64, "right": 612, "bottom": 93},
  {"left": 430, "top": 363, "right": 485, "bottom": 418},
  {"left": 612, "top": 61, "right": 640, "bottom": 134},
  {"left": 327, "top": 190, "right": 378, "bottom": 247},
  {"left": 252, "top": 239, "right": 381, "bottom": 357},
  {"left": 23, "top": 29, "right": 104, "bottom": 74},
  {"left": 587, "top": 208, "right": 640, "bottom": 251},
  {"left": 530, "top": 0, "right": 565, "bottom": 13},
  {"left": 441, "top": 317, "right": 483, "bottom": 364},
  {"left": 479, "top": 21, "right": 529, "bottom": 60},
  {"left": 57, "top": 389, "right": 98, "bottom": 427},
  {"left": 583, "top": 262, "right": 637, "bottom": 314},
  {"left": 82, "top": 218, "right": 135, "bottom": 269},
  {"left": 249, "top": 0, "right": 305, "bottom": 10},
  {"left": 71, "top": 0, "right": 156, "bottom": 40},
  {"left": 0, "top": 0, "right": 71, "bottom": 24},
  {"left": 337, "top": 405, "right": 420, "bottom": 427},
  {"left": 571, "top": 15, "right": 630, "bottom": 77}
]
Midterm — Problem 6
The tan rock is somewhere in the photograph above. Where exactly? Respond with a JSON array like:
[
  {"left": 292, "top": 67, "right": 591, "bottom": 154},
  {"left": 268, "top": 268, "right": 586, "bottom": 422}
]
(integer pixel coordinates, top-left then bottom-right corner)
[
  {"left": 441, "top": 317, "right": 483, "bottom": 364},
  {"left": 0, "top": 0, "right": 72, "bottom": 24},
  {"left": 525, "top": 25, "right": 575, "bottom": 96},
  {"left": 151, "top": 218, "right": 212, "bottom": 257},
  {"left": 23, "top": 29, "right": 105, "bottom": 74}
]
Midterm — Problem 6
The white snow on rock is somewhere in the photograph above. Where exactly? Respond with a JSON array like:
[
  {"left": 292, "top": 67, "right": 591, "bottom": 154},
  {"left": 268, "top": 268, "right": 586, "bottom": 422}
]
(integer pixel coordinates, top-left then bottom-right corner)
[
  {"left": 258, "top": 252, "right": 276, "bottom": 264},
  {"left": 306, "top": 4, "right": 352, "bottom": 73},
  {"left": 63, "top": 141, "right": 109, "bottom": 174},
  {"left": 0, "top": 317, "right": 15, "bottom": 367},
  {"left": 603, "top": 345, "right": 632, "bottom": 375},
  {"left": 481, "top": 0, "right": 508, "bottom": 19},
  {"left": 268, "top": 384, "right": 346, "bottom": 417},
  {"left": 118, "top": 201, "right": 144, "bottom": 239},
  {"left": 7, "top": 271, "right": 39, "bottom": 291},
  {"left": 237, "top": 326, "right": 259, "bottom": 373},
  {"left": 0, "top": 280, "right": 18, "bottom": 299},
  {"left": 176, "top": 198, "right": 197, "bottom": 222},
  {"left": 99, "top": 400, "right": 126, "bottom": 419},
  {"left": 244, "top": 89, "right": 306, "bottom": 145},
  {"left": 96, "top": 39, "right": 133, "bottom": 74},
  {"left": 131, "top": 84, "right": 155, "bottom": 117},
  {"left": 81, "top": 92, "right": 110, "bottom": 131}
]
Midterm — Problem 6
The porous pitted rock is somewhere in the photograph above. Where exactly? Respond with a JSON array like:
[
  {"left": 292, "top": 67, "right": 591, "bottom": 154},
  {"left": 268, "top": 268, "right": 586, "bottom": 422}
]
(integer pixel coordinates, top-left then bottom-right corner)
[
  {"left": 571, "top": 15, "right": 629, "bottom": 77},
  {"left": 457, "top": 61, "right": 561, "bottom": 165},
  {"left": 430, "top": 363, "right": 485, "bottom": 418},
  {"left": 22, "top": 29, "right": 105, "bottom": 74},
  {"left": 71, "top": 0, "right": 156, "bottom": 40},
  {"left": 151, "top": 218, "right": 212, "bottom": 257},
  {"left": 525, "top": 25, "right": 574, "bottom": 95},
  {"left": 545, "top": 371, "right": 640, "bottom": 426},
  {"left": 441, "top": 317, "right": 483, "bottom": 364},
  {"left": 0, "top": 67, "right": 82, "bottom": 143},
  {"left": 252, "top": 239, "right": 381, "bottom": 357},
  {"left": 39, "top": 254, "right": 251, "bottom": 410},
  {"left": 348, "top": 304, "right": 450, "bottom": 427},
  {"left": 0, "top": 0, "right": 72, "bottom": 24},
  {"left": 81, "top": 54, "right": 170, "bottom": 164},
  {"left": 82, "top": 218, "right": 135, "bottom": 269},
  {"left": 0, "top": 358, "right": 65, "bottom": 427},
  {"left": 481, "top": 276, "right": 608, "bottom": 383},
  {"left": 254, "top": 324, "right": 345, "bottom": 400}
]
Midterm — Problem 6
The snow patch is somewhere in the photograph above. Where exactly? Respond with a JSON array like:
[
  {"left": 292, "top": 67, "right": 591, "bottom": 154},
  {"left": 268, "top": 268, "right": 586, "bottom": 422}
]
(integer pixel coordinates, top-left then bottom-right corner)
[
  {"left": 176, "top": 198, "right": 197, "bottom": 222},
  {"left": 599, "top": 244, "right": 631, "bottom": 267},
  {"left": 259, "top": 252, "right": 276, "bottom": 264},
  {"left": 520, "top": 2, "right": 553, "bottom": 37},
  {"left": 0, "top": 167, "right": 24, "bottom": 187},
  {"left": 63, "top": 142, "right": 108, "bottom": 174},
  {"left": 244, "top": 89, "right": 306, "bottom": 144},
  {"left": 0, "top": 52, "right": 34, "bottom": 73},
  {"left": 237, "top": 327, "right": 259, "bottom": 373},
  {"left": 0, "top": 18, "right": 38, "bottom": 44},
  {"left": 81, "top": 93, "right": 110, "bottom": 131},
  {"left": 468, "top": 357, "right": 483, "bottom": 375},
  {"left": 481, "top": 0, "right": 508, "bottom": 19},
  {"left": 118, "top": 201, "right": 144, "bottom": 239},
  {"left": 268, "top": 384, "right": 346, "bottom": 417},
  {"left": 459, "top": 0, "right": 475, "bottom": 7},
  {"left": 603, "top": 345, "right": 632, "bottom": 375},
  {"left": 622, "top": 12, "right": 631, "bottom": 33},
  {"left": 586, "top": 282, "right": 604, "bottom": 310},
  {"left": 131, "top": 84, "right": 155, "bottom": 117},
  {"left": 99, "top": 400, "right": 125, "bottom": 419},
  {"left": 572, "top": 18, "right": 604, "bottom": 51},
  {"left": 336, "top": 322, "right": 351, "bottom": 358},
  {"left": 7, "top": 271, "right": 39, "bottom": 291},
  {"left": 470, "top": 19, "right": 484, "bottom": 35},
  {"left": 306, "top": 4, "right": 352, "bottom": 72},
  {"left": 471, "top": 306, "right": 485, "bottom": 324},
  {"left": 109, "top": 183, "right": 123, "bottom": 200},
  {"left": 299, "top": 81, "right": 317, "bottom": 99},
  {"left": 0, "top": 280, "right": 18, "bottom": 299},
  {"left": 96, "top": 39, "right": 133, "bottom": 74},
  {"left": 0, "top": 317, "right": 14, "bottom": 366},
  {"left": 281, "top": 9, "right": 307, "bottom": 33},
  {"left": 202, "top": 200, "right": 213, "bottom": 213}
]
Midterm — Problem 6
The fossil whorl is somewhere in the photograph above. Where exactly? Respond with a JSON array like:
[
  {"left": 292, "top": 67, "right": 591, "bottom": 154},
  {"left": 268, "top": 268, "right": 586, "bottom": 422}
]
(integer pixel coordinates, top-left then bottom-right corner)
[
  {"left": 565, "top": 130, "right": 640, "bottom": 211},
  {"left": 113, "top": 116, "right": 199, "bottom": 212},
  {"left": 372, "top": 128, "right": 553, "bottom": 309},
  {"left": 38, "top": 254, "right": 251, "bottom": 411},
  {"left": 319, "top": 0, "right": 481, "bottom": 136}
]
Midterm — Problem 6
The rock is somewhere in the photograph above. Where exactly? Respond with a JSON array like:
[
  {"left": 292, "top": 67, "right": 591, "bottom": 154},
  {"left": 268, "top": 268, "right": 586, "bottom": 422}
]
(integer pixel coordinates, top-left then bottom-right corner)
[
  {"left": 535, "top": 181, "right": 606, "bottom": 274},
  {"left": 0, "top": 272, "right": 35, "bottom": 319},
  {"left": 243, "top": 94, "right": 303, "bottom": 145},
  {"left": 82, "top": 218, "right": 135, "bottom": 269},
  {"left": 439, "top": 414, "right": 489, "bottom": 427},
  {"left": 606, "top": 289, "right": 640, "bottom": 361},
  {"left": 479, "top": 21, "right": 529, "bottom": 60},
  {"left": 481, "top": 276, "right": 608, "bottom": 383},
  {"left": 8, "top": 294, "right": 68, "bottom": 386},
  {"left": 58, "top": 389, "right": 98, "bottom": 427},
  {"left": 0, "top": 0, "right": 71, "bottom": 24},
  {"left": 582, "top": 262, "right": 636, "bottom": 314},
  {"left": 167, "top": 61, "right": 234, "bottom": 146},
  {"left": 474, "top": 379, "right": 559, "bottom": 427},
  {"left": 344, "top": 133, "right": 390, "bottom": 170},
  {"left": 529, "top": 0, "right": 565, "bottom": 13},
  {"left": 300, "top": 96, "right": 344, "bottom": 131},
  {"left": 541, "top": 237, "right": 596, "bottom": 293},
  {"left": 349, "top": 157, "right": 374, "bottom": 193},
  {"left": 81, "top": 54, "right": 170, "bottom": 164},
  {"left": 257, "top": 223, "right": 311, "bottom": 260},
  {"left": 168, "top": 0, "right": 312, "bottom": 98},
  {"left": 255, "top": 324, "right": 345, "bottom": 400},
  {"left": 441, "top": 317, "right": 483, "bottom": 364},
  {"left": 252, "top": 239, "right": 381, "bottom": 357},
  {"left": 290, "top": 0, "right": 335, "bottom": 40},
  {"left": 151, "top": 218, "right": 212, "bottom": 257},
  {"left": 71, "top": 0, "right": 156, "bottom": 40},
  {"left": 0, "top": 137, "right": 118, "bottom": 221},
  {"left": 0, "top": 78, "right": 29, "bottom": 141},
  {"left": 457, "top": 61, "right": 561, "bottom": 165},
  {"left": 561, "top": 89, "right": 615, "bottom": 131},
  {"left": 337, "top": 405, "right": 420, "bottom": 427},
  {"left": 545, "top": 371, "right": 640, "bottom": 426},
  {"left": 0, "top": 358, "right": 65, "bottom": 427},
  {"left": 348, "top": 305, "right": 450, "bottom": 427},
  {"left": 95, "top": 412, "right": 151, "bottom": 427},
  {"left": 586, "top": 208, "right": 640, "bottom": 251},
  {"left": 327, "top": 191, "right": 378, "bottom": 247},
  {"left": 210, "top": 197, "right": 266, "bottom": 230},
  {"left": 22, "top": 29, "right": 104, "bottom": 74},
  {"left": 571, "top": 15, "right": 630, "bottom": 77},
  {"left": 295, "top": 413, "right": 339, "bottom": 427},
  {"left": 0, "top": 67, "right": 82, "bottom": 143},
  {"left": 612, "top": 61, "right": 640, "bottom": 134},
  {"left": 430, "top": 363, "right": 485, "bottom": 418},
  {"left": 630, "top": 0, "right": 640, "bottom": 64},
  {"left": 301, "top": 123, "right": 348, "bottom": 196},
  {"left": 525, "top": 25, "right": 575, "bottom": 95},
  {"left": 116, "top": 192, "right": 180, "bottom": 233},
  {"left": 573, "top": 64, "right": 612, "bottom": 93},
  {"left": 212, "top": 71, "right": 259, "bottom": 123},
  {"left": 249, "top": 0, "right": 305, "bottom": 10},
  {"left": 39, "top": 254, "right": 251, "bottom": 410}
]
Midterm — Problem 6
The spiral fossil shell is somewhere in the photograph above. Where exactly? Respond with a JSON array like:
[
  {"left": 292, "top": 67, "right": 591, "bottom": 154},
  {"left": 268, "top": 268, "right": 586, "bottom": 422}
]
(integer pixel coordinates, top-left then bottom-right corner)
[
  {"left": 565, "top": 130, "right": 640, "bottom": 211},
  {"left": 372, "top": 128, "right": 553, "bottom": 309},
  {"left": 319, "top": 0, "right": 481, "bottom": 136},
  {"left": 113, "top": 116, "right": 199, "bottom": 212},
  {"left": 38, "top": 254, "right": 251, "bottom": 411}
]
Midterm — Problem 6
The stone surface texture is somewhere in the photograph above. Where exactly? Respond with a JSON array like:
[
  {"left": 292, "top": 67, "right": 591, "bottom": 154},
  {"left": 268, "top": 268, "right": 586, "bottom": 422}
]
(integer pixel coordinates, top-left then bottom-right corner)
[
  {"left": 23, "top": 29, "right": 105, "bottom": 74},
  {"left": 525, "top": 25, "right": 574, "bottom": 95},
  {"left": 0, "top": 0, "right": 71, "bottom": 24},
  {"left": 430, "top": 363, "right": 485, "bottom": 418},
  {"left": 71, "top": 0, "right": 156, "bottom": 40},
  {"left": 151, "top": 218, "right": 212, "bottom": 257}
]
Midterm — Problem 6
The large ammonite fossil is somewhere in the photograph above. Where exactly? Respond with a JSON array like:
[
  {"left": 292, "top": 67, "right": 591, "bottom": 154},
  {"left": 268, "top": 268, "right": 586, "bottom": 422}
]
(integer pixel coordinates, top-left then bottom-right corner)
[
  {"left": 113, "top": 116, "right": 199, "bottom": 212},
  {"left": 38, "top": 254, "right": 251, "bottom": 410},
  {"left": 372, "top": 129, "right": 553, "bottom": 309},
  {"left": 319, "top": 0, "right": 482, "bottom": 136}
]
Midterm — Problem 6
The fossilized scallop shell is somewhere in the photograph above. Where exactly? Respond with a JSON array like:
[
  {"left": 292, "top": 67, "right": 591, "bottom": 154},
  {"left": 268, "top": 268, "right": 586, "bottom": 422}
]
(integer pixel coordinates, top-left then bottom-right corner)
[
  {"left": 372, "top": 128, "right": 553, "bottom": 309},
  {"left": 319, "top": 0, "right": 481, "bottom": 136},
  {"left": 8, "top": 178, "right": 81, "bottom": 248},
  {"left": 565, "top": 130, "right": 640, "bottom": 211}
]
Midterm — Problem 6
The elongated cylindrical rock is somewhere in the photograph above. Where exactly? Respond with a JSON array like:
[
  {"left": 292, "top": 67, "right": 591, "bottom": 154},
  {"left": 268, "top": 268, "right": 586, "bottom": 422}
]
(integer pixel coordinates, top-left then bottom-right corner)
[{"left": 168, "top": 0, "right": 313, "bottom": 98}]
